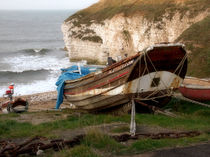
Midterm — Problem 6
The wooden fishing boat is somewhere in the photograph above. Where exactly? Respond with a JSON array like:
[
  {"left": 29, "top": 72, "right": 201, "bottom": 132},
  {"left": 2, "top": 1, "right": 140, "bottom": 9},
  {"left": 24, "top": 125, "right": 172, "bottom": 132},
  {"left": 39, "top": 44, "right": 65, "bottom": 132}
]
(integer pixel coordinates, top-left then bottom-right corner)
[
  {"left": 63, "top": 43, "right": 188, "bottom": 111},
  {"left": 179, "top": 77, "right": 210, "bottom": 101}
]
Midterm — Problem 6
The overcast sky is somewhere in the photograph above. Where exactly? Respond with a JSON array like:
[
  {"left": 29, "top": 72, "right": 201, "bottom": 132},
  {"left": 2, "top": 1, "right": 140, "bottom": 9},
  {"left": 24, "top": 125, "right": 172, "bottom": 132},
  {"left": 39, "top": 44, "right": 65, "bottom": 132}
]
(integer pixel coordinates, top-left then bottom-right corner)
[{"left": 0, "top": 0, "right": 99, "bottom": 10}]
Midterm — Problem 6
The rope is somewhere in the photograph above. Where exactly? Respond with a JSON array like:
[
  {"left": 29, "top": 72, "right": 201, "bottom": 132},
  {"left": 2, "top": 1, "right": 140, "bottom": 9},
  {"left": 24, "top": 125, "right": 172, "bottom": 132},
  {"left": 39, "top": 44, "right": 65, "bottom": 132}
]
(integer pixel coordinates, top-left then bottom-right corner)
[
  {"left": 144, "top": 53, "right": 168, "bottom": 97},
  {"left": 135, "top": 92, "right": 172, "bottom": 102},
  {"left": 145, "top": 52, "right": 170, "bottom": 92},
  {"left": 173, "top": 93, "right": 210, "bottom": 108},
  {"left": 137, "top": 50, "right": 188, "bottom": 102}
]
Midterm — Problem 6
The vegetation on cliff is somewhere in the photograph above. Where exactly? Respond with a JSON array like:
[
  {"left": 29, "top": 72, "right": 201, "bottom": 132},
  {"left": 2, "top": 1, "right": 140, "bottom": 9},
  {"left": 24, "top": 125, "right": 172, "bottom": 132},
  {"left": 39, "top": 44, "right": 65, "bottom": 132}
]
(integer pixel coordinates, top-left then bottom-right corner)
[
  {"left": 71, "top": 29, "right": 103, "bottom": 43},
  {"left": 176, "top": 16, "right": 210, "bottom": 77},
  {"left": 66, "top": 0, "right": 209, "bottom": 25}
]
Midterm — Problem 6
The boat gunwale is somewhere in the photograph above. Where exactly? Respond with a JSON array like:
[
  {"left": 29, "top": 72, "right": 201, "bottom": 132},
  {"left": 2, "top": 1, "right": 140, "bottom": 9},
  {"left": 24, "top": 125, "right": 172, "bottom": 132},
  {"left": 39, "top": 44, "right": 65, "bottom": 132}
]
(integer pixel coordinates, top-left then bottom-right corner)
[
  {"left": 64, "top": 53, "right": 141, "bottom": 84},
  {"left": 102, "top": 53, "right": 141, "bottom": 72},
  {"left": 181, "top": 76, "right": 210, "bottom": 89},
  {"left": 64, "top": 59, "right": 137, "bottom": 90},
  {"left": 180, "top": 84, "right": 210, "bottom": 89},
  {"left": 185, "top": 76, "right": 210, "bottom": 82},
  {"left": 64, "top": 65, "right": 131, "bottom": 90}
]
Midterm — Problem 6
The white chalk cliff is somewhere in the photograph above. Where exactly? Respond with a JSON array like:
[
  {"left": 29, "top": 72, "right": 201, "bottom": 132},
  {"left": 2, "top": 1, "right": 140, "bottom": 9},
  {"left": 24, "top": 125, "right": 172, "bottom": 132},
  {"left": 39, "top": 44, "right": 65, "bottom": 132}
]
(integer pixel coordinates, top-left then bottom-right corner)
[{"left": 62, "top": 0, "right": 209, "bottom": 64}]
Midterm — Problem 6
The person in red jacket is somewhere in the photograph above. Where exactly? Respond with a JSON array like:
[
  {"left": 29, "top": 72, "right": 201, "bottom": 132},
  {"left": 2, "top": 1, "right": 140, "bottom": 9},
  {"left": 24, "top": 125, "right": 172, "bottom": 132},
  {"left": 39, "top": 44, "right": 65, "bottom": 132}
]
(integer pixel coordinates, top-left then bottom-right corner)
[
  {"left": 8, "top": 83, "right": 14, "bottom": 94},
  {"left": 5, "top": 83, "right": 14, "bottom": 101}
]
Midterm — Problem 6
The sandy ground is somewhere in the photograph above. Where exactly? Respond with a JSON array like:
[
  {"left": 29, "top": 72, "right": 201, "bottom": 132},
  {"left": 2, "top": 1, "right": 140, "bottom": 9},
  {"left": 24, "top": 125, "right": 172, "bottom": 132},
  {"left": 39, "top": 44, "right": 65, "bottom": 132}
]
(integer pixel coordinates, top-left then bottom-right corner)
[{"left": 0, "top": 91, "right": 71, "bottom": 113}]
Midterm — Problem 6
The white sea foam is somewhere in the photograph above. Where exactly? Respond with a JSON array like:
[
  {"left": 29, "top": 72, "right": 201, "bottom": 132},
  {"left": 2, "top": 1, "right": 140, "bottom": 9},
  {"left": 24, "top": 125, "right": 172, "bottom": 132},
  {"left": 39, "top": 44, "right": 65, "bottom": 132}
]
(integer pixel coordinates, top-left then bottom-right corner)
[
  {"left": 34, "top": 49, "right": 43, "bottom": 53},
  {"left": 1, "top": 54, "right": 71, "bottom": 72},
  {"left": 0, "top": 71, "right": 58, "bottom": 97},
  {"left": 0, "top": 50, "right": 73, "bottom": 97}
]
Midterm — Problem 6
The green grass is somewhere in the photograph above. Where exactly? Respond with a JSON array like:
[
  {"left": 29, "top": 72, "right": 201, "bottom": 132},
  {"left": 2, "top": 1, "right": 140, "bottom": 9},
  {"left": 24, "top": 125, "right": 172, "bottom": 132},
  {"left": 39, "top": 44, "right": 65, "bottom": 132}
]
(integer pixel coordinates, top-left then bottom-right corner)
[
  {"left": 47, "top": 132, "right": 210, "bottom": 156},
  {"left": 1, "top": 106, "right": 210, "bottom": 139},
  {"left": 111, "top": 126, "right": 130, "bottom": 133},
  {"left": 176, "top": 16, "right": 210, "bottom": 77},
  {"left": 165, "top": 98, "right": 210, "bottom": 114},
  {"left": 125, "top": 133, "right": 210, "bottom": 154},
  {"left": 0, "top": 114, "right": 128, "bottom": 139},
  {"left": 135, "top": 113, "right": 210, "bottom": 131},
  {"left": 47, "top": 145, "right": 100, "bottom": 157},
  {"left": 82, "top": 129, "right": 124, "bottom": 154},
  {"left": 1, "top": 99, "right": 210, "bottom": 156},
  {"left": 69, "top": 145, "right": 100, "bottom": 157},
  {"left": 0, "top": 112, "right": 20, "bottom": 118}
]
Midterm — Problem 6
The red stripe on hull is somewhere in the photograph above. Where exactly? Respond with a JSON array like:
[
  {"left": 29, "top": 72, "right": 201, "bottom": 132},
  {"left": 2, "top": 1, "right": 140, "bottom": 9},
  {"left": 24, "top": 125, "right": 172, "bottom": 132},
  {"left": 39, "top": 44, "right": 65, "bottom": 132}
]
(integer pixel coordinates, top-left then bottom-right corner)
[
  {"left": 64, "top": 71, "right": 129, "bottom": 95},
  {"left": 179, "top": 87, "right": 210, "bottom": 101}
]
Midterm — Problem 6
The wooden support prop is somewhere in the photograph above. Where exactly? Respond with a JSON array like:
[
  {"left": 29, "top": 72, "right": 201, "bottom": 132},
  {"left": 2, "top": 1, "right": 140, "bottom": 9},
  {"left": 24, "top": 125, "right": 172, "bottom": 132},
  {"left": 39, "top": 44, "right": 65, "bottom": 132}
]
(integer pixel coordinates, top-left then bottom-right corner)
[
  {"left": 130, "top": 99, "right": 136, "bottom": 136},
  {"left": 135, "top": 99, "right": 177, "bottom": 118}
]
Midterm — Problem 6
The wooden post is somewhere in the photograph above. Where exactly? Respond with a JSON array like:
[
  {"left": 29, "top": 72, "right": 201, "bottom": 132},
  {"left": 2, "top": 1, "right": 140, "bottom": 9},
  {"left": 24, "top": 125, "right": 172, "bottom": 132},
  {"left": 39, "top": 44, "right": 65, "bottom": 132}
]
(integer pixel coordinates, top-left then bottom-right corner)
[{"left": 130, "top": 99, "right": 136, "bottom": 136}]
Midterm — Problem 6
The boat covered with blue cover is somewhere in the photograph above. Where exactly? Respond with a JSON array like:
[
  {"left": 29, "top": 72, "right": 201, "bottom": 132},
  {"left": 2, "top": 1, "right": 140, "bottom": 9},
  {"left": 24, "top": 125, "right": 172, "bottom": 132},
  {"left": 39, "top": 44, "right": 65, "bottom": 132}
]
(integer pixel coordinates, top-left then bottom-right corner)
[{"left": 55, "top": 65, "right": 94, "bottom": 109}]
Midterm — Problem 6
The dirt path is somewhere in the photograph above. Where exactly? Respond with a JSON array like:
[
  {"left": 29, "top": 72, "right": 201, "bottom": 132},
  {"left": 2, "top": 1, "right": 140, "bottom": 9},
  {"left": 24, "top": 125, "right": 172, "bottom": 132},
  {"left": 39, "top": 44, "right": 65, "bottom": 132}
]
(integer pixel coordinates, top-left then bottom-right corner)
[{"left": 125, "top": 142, "right": 210, "bottom": 157}]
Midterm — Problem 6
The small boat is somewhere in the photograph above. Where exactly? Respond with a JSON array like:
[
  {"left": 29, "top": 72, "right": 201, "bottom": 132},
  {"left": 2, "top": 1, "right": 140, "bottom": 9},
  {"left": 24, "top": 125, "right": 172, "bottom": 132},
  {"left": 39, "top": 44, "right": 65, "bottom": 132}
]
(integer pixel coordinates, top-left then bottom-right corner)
[
  {"left": 0, "top": 98, "right": 28, "bottom": 113},
  {"left": 62, "top": 43, "right": 188, "bottom": 111},
  {"left": 179, "top": 77, "right": 210, "bottom": 101}
]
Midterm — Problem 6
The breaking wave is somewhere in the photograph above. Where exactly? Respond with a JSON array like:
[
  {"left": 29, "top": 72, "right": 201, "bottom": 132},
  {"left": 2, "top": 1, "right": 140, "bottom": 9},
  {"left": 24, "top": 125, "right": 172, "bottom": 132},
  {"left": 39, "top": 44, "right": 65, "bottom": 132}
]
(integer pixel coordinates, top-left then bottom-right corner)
[
  {"left": 21, "top": 48, "right": 51, "bottom": 54},
  {"left": 0, "top": 69, "right": 49, "bottom": 74},
  {"left": 0, "top": 69, "right": 51, "bottom": 84},
  {"left": 1, "top": 53, "right": 71, "bottom": 73}
]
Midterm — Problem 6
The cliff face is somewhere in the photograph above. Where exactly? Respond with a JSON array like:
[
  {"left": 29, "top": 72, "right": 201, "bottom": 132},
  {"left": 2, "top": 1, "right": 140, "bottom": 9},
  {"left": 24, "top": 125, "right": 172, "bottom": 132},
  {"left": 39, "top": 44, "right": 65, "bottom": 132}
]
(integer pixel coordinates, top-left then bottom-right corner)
[{"left": 62, "top": 0, "right": 209, "bottom": 74}]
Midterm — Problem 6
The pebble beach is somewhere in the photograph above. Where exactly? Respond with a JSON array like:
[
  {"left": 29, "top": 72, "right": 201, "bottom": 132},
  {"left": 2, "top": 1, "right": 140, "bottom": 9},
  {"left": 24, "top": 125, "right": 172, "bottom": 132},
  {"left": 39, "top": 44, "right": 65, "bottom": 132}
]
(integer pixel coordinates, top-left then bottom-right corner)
[{"left": 0, "top": 91, "right": 59, "bottom": 113}]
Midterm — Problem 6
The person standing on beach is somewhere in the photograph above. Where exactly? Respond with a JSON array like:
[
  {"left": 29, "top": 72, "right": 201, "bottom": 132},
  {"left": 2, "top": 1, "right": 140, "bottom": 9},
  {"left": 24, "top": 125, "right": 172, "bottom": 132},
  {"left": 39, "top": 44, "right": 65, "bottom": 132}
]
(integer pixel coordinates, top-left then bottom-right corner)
[
  {"left": 5, "top": 83, "right": 15, "bottom": 102},
  {"left": 8, "top": 83, "right": 14, "bottom": 95}
]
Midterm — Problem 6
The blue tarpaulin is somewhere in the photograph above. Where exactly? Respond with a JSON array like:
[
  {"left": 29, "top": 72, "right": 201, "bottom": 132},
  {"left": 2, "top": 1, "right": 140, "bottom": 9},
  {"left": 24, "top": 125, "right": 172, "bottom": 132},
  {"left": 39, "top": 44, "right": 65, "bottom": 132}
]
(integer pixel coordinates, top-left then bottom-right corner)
[{"left": 55, "top": 65, "right": 91, "bottom": 109}]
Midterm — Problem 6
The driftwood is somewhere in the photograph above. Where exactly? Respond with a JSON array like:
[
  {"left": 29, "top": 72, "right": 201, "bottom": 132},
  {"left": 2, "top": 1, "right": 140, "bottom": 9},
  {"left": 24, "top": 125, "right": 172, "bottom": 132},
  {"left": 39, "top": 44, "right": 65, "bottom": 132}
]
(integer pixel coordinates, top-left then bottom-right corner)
[{"left": 0, "top": 131, "right": 200, "bottom": 157}]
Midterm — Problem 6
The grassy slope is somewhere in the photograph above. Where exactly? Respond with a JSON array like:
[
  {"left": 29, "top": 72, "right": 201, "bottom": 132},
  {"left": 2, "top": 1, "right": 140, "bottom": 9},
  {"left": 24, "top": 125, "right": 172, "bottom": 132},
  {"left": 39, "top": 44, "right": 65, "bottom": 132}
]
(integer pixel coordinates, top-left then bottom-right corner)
[
  {"left": 0, "top": 100, "right": 210, "bottom": 156},
  {"left": 66, "top": 0, "right": 209, "bottom": 24},
  {"left": 176, "top": 16, "right": 210, "bottom": 77},
  {"left": 1, "top": 103, "right": 210, "bottom": 139}
]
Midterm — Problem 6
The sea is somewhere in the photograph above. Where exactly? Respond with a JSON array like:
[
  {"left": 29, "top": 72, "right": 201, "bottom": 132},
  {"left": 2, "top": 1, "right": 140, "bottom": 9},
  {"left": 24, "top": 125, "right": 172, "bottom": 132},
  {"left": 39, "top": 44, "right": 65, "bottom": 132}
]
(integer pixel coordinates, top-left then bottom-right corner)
[{"left": 0, "top": 10, "right": 77, "bottom": 96}]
